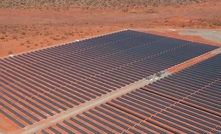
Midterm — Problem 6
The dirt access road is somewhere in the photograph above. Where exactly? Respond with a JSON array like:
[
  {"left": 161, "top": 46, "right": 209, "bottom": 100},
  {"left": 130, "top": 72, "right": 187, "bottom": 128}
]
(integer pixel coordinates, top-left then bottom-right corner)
[
  {"left": 7, "top": 46, "right": 221, "bottom": 134},
  {"left": 12, "top": 78, "right": 150, "bottom": 134},
  {"left": 0, "top": 0, "right": 221, "bottom": 57}
]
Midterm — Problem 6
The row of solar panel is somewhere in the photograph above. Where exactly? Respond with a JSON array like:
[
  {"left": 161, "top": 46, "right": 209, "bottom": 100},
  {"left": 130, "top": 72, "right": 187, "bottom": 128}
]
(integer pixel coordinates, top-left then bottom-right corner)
[
  {"left": 0, "top": 30, "right": 218, "bottom": 129},
  {"left": 0, "top": 30, "right": 146, "bottom": 64},
  {"left": 39, "top": 53, "right": 221, "bottom": 134}
]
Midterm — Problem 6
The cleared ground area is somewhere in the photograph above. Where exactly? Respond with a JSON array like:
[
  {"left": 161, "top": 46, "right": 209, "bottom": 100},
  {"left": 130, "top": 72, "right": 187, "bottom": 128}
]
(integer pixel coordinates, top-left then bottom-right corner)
[
  {"left": 0, "top": 30, "right": 219, "bottom": 133},
  {"left": 38, "top": 53, "right": 221, "bottom": 134}
]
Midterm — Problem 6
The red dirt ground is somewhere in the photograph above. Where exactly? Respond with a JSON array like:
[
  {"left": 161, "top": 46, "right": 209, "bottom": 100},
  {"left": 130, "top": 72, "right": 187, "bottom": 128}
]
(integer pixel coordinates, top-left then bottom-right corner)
[
  {"left": 0, "top": 0, "right": 221, "bottom": 58},
  {"left": 167, "top": 51, "right": 217, "bottom": 73},
  {"left": 0, "top": 113, "right": 21, "bottom": 133}
]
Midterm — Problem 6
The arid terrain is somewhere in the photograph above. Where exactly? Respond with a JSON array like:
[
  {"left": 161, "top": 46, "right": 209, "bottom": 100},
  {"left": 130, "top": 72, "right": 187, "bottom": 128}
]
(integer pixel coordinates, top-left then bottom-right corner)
[
  {"left": 1, "top": 1, "right": 221, "bottom": 133},
  {"left": 0, "top": 0, "right": 221, "bottom": 57}
]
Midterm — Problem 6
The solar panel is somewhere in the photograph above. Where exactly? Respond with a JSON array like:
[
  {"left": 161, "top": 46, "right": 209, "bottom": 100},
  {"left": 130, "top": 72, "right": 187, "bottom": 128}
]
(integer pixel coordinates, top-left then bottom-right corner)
[
  {"left": 0, "top": 30, "right": 219, "bottom": 131},
  {"left": 39, "top": 53, "right": 221, "bottom": 133}
]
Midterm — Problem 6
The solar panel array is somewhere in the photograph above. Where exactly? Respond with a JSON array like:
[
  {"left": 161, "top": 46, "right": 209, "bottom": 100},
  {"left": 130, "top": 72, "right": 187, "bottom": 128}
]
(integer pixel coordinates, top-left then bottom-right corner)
[
  {"left": 0, "top": 30, "right": 219, "bottom": 131},
  {"left": 39, "top": 53, "right": 221, "bottom": 134}
]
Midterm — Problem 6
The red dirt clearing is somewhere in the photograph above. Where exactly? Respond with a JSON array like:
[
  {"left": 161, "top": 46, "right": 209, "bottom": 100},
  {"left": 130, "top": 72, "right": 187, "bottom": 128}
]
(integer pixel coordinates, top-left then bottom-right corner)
[{"left": 0, "top": 113, "right": 21, "bottom": 133}]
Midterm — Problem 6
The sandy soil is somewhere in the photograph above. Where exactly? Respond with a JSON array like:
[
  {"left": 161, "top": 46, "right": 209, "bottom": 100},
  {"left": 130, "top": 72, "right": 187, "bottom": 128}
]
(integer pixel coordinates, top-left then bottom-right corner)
[{"left": 0, "top": 0, "right": 221, "bottom": 57}]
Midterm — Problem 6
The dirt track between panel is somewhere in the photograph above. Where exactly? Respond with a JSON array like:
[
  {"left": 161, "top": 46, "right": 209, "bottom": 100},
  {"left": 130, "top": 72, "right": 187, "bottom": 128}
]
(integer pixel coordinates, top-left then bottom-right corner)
[
  {"left": 167, "top": 47, "right": 221, "bottom": 73},
  {"left": 11, "top": 78, "right": 152, "bottom": 134}
]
